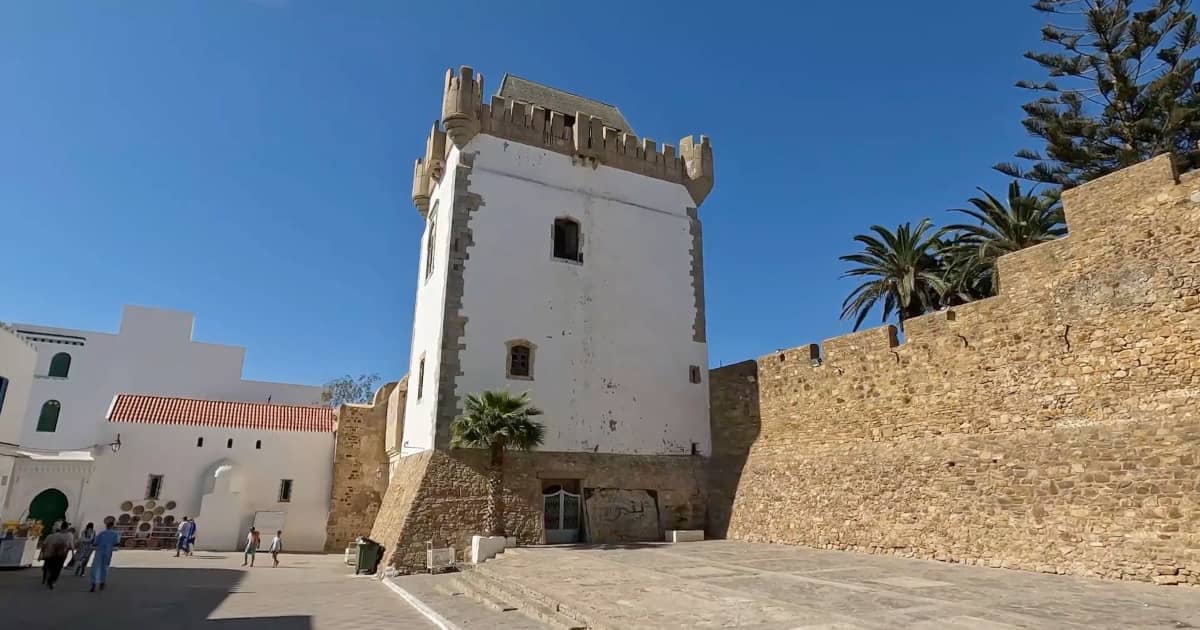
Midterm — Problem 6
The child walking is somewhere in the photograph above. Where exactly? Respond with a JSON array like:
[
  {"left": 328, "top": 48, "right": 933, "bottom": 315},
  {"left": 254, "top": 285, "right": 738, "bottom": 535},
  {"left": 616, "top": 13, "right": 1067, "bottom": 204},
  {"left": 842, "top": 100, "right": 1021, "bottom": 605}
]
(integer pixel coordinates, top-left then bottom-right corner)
[{"left": 269, "top": 530, "right": 282, "bottom": 567}]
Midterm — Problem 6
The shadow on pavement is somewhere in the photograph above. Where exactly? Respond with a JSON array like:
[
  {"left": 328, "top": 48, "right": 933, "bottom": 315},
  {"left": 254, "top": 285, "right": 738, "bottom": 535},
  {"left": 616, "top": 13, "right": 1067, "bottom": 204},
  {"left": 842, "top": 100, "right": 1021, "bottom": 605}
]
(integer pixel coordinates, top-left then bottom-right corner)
[{"left": 0, "top": 566, "right": 312, "bottom": 629}]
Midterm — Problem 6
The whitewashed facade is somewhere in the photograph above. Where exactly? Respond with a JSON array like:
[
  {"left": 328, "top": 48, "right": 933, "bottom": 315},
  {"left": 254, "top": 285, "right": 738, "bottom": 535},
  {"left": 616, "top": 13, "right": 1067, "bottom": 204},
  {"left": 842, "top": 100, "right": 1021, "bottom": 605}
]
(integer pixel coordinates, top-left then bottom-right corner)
[
  {"left": 401, "top": 73, "right": 712, "bottom": 458},
  {"left": 0, "top": 325, "right": 37, "bottom": 522},
  {"left": 14, "top": 305, "right": 321, "bottom": 452},
  {"left": 2, "top": 306, "right": 329, "bottom": 549},
  {"left": 82, "top": 396, "right": 335, "bottom": 552}
]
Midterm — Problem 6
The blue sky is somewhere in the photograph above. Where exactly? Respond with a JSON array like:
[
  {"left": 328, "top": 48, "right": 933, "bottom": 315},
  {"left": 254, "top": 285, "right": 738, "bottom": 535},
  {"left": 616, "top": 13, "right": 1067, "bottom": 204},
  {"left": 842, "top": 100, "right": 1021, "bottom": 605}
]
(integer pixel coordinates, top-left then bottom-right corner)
[{"left": 1, "top": 1, "right": 1047, "bottom": 386}]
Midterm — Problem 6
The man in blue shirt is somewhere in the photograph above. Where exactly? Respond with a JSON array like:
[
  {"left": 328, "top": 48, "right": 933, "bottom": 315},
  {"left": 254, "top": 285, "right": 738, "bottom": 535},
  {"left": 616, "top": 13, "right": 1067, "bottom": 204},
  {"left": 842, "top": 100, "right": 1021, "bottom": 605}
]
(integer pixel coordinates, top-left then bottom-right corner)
[{"left": 90, "top": 520, "right": 121, "bottom": 592}]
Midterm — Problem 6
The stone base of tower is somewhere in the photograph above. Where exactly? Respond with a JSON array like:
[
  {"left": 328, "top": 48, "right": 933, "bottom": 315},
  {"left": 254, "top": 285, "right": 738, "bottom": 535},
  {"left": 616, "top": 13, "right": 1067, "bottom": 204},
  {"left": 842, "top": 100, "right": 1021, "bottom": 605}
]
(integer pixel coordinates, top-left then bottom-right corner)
[{"left": 367, "top": 449, "right": 707, "bottom": 574}]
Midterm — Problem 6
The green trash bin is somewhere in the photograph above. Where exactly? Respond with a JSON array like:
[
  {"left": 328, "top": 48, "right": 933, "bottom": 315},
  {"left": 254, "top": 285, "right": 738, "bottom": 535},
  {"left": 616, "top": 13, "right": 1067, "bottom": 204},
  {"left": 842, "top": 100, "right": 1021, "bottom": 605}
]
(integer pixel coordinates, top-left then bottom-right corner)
[{"left": 355, "top": 537, "right": 382, "bottom": 575}]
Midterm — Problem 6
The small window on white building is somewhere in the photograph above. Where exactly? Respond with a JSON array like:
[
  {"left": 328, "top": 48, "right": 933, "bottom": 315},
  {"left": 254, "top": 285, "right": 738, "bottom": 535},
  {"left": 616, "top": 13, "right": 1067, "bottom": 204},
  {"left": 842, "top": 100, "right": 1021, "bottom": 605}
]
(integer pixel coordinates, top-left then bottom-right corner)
[
  {"left": 146, "top": 474, "right": 164, "bottom": 500},
  {"left": 278, "top": 479, "right": 293, "bottom": 503},
  {"left": 0, "top": 377, "right": 8, "bottom": 415},
  {"left": 196, "top": 437, "right": 204, "bottom": 447},
  {"left": 552, "top": 218, "right": 582, "bottom": 263},
  {"left": 417, "top": 355, "right": 426, "bottom": 400},
  {"left": 689, "top": 365, "right": 702, "bottom": 384},
  {"left": 255, "top": 440, "right": 262, "bottom": 450},
  {"left": 506, "top": 340, "right": 535, "bottom": 380},
  {"left": 227, "top": 438, "right": 233, "bottom": 449},
  {"left": 37, "top": 400, "right": 61, "bottom": 432}
]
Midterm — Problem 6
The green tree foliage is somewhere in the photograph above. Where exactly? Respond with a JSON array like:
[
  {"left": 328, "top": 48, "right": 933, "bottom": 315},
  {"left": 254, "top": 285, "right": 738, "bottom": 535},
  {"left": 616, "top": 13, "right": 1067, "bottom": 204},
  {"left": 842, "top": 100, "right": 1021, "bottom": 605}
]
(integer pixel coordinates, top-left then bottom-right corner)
[
  {"left": 839, "top": 220, "right": 948, "bottom": 331},
  {"left": 841, "top": 183, "right": 1067, "bottom": 327},
  {"left": 997, "top": 0, "right": 1200, "bottom": 187},
  {"left": 320, "top": 373, "right": 381, "bottom": 408},
  {"left": 449, "top": 390, "right": 546, "bottom": 536}
]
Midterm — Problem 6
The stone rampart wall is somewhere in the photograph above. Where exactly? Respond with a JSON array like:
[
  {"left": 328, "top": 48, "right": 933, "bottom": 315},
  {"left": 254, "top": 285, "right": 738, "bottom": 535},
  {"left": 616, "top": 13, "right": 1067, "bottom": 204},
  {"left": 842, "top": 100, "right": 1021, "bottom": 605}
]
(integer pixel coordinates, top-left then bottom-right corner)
[
  {"left": 710, "top": 155, "right": 1200, "bottom": 585},
  {"left": 371, "top": 449, "right": 706, "bottom": 573},
  {"left": 325, "top": 382, "right": 399, "bottom": 552}
]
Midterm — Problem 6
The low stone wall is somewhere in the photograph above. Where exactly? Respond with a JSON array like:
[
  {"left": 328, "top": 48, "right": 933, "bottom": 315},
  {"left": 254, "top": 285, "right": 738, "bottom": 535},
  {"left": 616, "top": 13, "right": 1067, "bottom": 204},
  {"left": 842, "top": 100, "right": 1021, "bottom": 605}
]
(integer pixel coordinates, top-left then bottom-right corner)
[
  {"left": 710, "top": 155, "right": 1200, "bottom": 585},
  {"left": 370, "top": 449, "right": 706, "bottom": 573}
]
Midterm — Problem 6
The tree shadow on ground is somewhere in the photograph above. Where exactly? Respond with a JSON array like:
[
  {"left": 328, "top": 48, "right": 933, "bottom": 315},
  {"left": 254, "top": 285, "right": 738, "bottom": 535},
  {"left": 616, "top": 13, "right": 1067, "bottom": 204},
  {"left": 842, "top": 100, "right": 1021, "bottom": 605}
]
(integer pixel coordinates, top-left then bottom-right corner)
[{"left": 0, "top": 567, "right": 312, "bottom": 629}]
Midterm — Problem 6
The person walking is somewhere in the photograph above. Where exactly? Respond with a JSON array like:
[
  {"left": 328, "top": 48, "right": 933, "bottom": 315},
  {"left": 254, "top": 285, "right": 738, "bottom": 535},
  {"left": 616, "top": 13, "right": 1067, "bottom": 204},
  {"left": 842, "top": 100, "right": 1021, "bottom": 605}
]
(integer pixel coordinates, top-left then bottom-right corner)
[
  {"left": 40, "top": 524, "right": 73, "bottom": 589},
  {"left": 175, "top": 517, "right": 190, "bottom": 557},
  {"left": 242, "top": 527, "right": 260, "bottom": 567},
  {"left": 185, "top": 517, "right": 197, "bottom": 556},
  {"left": 90, "top": 520, "right": 121, "bottom": 592},
  {"left": 74, "top": 523, "right": 96, "bottom": 576},
  {"left": 268, "top": 530, "right": 282, "bottom": 567}
]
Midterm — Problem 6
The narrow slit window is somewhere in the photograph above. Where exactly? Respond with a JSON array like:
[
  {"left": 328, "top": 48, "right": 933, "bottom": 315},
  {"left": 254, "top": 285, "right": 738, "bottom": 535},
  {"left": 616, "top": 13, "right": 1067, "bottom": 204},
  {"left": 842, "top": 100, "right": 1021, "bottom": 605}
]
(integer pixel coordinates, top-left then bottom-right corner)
[
  {"left": 146, "top": 474, "right": 164, "bottom": 500},
  {"left": 689, "top": 365, "right": 702, "bottom": 384},
  {"left": 196, "top": 437, "right": 204, "bottom": 447},
  {"left": 227, "top": 438, "right": 233, "bottom": 449},
  {"left": 417, "top": 356, "right": 426, "bottom": 400},
  {"left": 278, "top": 479, "right": 293, "bottom": 503},
  {"left": 552, "top": 218, "right": 582, "bottom": 262},
  {"left": 425, "top": 203, "right": 438, "bottom": 281},
  {"left": 255, "top": 439, "right": 262, "bottom": 450}
]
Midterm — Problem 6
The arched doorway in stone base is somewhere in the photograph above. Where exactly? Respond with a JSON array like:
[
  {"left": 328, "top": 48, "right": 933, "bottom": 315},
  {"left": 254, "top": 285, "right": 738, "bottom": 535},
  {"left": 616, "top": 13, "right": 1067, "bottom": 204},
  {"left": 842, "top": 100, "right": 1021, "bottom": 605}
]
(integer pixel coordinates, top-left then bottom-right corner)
[{"left": 28, "top": 488, "right": 69, "bottom": 538}]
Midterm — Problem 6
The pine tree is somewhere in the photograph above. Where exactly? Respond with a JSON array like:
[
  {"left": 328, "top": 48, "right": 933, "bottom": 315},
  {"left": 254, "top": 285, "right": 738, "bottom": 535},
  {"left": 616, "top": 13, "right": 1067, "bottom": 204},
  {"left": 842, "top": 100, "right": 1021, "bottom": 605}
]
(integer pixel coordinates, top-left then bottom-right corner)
[{"left": 997, "top": 0, "right": 1200, "bottom": 187}]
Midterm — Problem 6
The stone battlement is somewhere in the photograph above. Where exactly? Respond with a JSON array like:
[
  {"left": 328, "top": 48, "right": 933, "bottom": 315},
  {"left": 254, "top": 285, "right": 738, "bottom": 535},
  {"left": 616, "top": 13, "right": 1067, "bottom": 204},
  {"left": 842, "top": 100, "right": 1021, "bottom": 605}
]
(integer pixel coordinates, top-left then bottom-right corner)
[
  {"left": 765, "top": 152, "right": 1198, "bottom": 410},
  {"left": 411, "top": 67, "right": 714, "bottom": 216},
  {"left": 710, "top": 153, "right": 1200, "bottom": 586}
]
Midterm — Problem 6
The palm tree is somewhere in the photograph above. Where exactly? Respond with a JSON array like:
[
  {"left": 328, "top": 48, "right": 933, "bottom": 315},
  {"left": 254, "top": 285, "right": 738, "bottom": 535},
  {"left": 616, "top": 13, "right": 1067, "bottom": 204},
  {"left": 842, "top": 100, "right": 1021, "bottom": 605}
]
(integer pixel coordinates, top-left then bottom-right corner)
[
  {"left": 449, "top": 390, "right": 546, "bottom": 537},
  {"left": 936, "top": 235, "right": 996, "bottom": 305},
  {"left": 948, "top": 181, "right": 1065, "bottom": 257},
  {"left": 840, "top": 219, "right": 948, "bottom": 331},
  {"left": 943, "top": 181, "right": 1066, "bottom": 300}
]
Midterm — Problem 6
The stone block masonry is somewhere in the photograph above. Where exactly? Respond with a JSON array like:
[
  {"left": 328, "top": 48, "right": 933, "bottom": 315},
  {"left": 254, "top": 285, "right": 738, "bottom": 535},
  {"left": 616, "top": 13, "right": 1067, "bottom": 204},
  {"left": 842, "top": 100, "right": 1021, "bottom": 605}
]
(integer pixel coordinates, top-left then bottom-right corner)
[
  {"left": 370, "top": 449, "right": 706, "bottom": 573},
  {"left": 709, "top": 154, "right": 1200, "bottom": 586},
  {"left": 324, "top": 381, "right": 403, "bottom": 552}
]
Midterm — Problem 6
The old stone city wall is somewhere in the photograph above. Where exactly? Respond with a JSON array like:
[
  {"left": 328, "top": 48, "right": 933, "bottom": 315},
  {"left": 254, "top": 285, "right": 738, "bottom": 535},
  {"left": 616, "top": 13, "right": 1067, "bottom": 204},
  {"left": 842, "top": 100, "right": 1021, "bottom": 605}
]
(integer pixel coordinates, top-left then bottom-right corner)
[
  {"left": 370, "top": 449, "right": 706, "bottom": 573},
  {"left": 710, "top": 154, "right": 1200, "bottom": 586},
  {"left": 324, "top": 381, "right": 401, "bottom": 552}
]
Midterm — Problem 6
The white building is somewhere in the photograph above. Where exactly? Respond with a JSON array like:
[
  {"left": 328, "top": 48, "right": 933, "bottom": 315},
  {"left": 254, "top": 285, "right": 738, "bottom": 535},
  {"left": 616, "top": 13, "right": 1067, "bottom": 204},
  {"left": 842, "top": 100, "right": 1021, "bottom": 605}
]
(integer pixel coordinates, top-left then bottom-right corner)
[
  {"left": 86, "top": 395, "right": 335, "bottom": 552},
  {"left": 401, "top": 71, "right": 714, "bottom": 458},
  {"left": 3, "top": 305, "right": 326, "bottom": 546},
  {"left": 0, "top": 324, "right": 37, "bottom": 523}
]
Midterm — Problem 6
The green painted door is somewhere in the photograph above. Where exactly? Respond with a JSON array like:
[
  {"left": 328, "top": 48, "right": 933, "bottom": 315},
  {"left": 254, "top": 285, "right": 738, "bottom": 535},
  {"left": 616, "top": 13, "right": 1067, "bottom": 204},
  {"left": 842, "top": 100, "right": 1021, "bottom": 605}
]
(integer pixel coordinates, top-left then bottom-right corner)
[{"left": 28, "top": 489, "right": 69, "bottom": 534}]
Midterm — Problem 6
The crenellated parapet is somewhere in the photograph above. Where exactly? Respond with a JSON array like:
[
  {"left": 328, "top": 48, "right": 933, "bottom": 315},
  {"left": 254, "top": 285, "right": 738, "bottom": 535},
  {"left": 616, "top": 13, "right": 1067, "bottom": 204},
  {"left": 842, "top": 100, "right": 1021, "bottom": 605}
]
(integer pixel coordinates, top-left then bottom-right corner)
[
  {"left": 414, "top": 66, "right": 715, "bottom": 213},
  {"left": 441, "top": 67, "right": 484, "bottom": 148},
  {"left": 411, "top": 122, "right": 448, "bottom": 217}
]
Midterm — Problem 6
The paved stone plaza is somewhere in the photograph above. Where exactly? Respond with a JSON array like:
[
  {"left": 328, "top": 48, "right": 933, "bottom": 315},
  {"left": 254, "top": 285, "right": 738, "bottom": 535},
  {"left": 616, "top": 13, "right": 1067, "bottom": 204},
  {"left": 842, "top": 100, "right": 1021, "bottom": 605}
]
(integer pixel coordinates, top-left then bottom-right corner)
[
  {"left": 0, "top": 550, "right": 434, "bottom": 629},
  {"left": 447, "top": 540, "right": 1200, "bottom": 629}
]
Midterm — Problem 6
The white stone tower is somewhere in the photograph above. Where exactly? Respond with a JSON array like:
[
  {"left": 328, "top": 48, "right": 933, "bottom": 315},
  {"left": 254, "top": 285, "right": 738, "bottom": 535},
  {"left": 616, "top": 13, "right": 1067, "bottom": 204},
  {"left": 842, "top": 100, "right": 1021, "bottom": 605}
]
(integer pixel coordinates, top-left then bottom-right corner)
[{"left": 400, "top": 67, "right": 714, "bottom": 457}]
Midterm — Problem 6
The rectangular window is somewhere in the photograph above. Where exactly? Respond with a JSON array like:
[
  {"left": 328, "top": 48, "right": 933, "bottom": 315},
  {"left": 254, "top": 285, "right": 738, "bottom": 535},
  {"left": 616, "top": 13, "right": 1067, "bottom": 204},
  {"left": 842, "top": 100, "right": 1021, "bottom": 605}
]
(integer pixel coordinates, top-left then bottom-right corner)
[
  {"left": 689, "top": 365, "right": 702, "bottom": 384},
  {"left": 553, "top": 218, "right": 582, "bottom": 262},
  {"left": 278, "top": 479, "right": 293, "bottom": 503},
  {"left": 417, "top": 356, "right": 425, "bottom": 400},
  {"left": 146, "top": 474, "right": 164, "bottom": 500},
  {"left": 0, "top": 377, "right": 8, "bottom": 415}
]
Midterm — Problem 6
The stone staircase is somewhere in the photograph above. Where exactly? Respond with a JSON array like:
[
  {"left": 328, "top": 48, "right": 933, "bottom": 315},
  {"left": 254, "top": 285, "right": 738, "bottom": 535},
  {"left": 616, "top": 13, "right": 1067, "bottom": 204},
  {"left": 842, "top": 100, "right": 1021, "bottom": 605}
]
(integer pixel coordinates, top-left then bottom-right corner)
[{"left": 443, "top": 549, "right": 589, "bottom": 630}]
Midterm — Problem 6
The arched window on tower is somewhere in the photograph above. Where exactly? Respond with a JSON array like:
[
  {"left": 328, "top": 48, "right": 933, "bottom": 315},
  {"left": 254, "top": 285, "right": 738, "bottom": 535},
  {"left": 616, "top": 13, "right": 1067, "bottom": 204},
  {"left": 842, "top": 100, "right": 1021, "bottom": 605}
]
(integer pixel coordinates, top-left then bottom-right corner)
[
  {"left": 48, "top": 352, "right": 72, "bottom": 378},
  {"left": 552, "top": 218, "right": 582, "bottom": 263},
  {"left": 37, "top": 400, "right": 61, "bottom": 432}
]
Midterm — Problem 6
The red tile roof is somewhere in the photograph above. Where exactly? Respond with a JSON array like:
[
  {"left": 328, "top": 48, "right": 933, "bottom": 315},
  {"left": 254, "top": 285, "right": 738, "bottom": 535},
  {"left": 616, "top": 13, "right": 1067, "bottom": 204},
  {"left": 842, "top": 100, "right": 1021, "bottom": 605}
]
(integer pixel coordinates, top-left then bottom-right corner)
[{"left": 107, "top": 394, "right": 335, "bottom": 433}]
